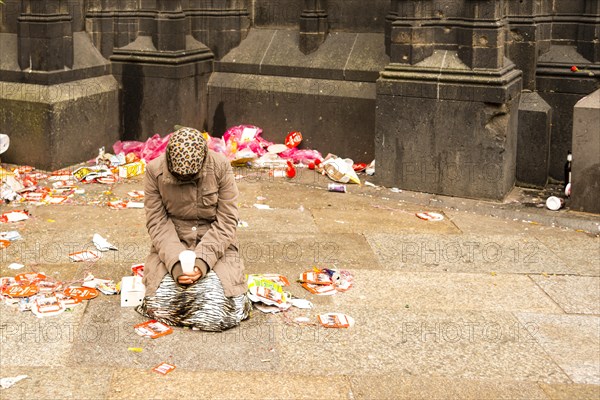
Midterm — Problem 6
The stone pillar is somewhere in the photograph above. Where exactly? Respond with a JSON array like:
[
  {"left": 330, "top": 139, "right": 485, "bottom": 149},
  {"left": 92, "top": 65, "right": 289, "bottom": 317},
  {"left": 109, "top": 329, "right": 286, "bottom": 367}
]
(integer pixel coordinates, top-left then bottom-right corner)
[
  {"left": 85, "top": 0, "right": 139, "bottom": 59},
  {"left": 458, "top": 0, "right": 506, "bottom": 69},
  {"left": 186, "top": 0, "right": 250, "bottom": 60},
  {"left": 571, "top": 89, "right": 600, "bottom": 214},
  {"left": 0, "top": 0, "right": 119, "bottom": 170},
  {"left": 536, "top": 0, "right": 600, "bottom": 181},
  {"left": 17, "top": 0, "right": 73, "bottom": 71},
  {"left": 506, "top": 0, "right": 552, "bottom": 90},
  {"left": 299, "top": 0, "right": 328, "bottom": 54},
  {"left": 578, "top": 0, "right": 600, "bottom": 63},
  {"left": 516, "top": 92, "right": 552, "bottom": 188},
  {"left": 375, "top": 0, "right": 523, "bottom": 200},
  {"left": 110, "top": 0, "right": 214, "bottom": 140},
  {"left": 387, "top": 0, "right": 434, "bottom": 64}
]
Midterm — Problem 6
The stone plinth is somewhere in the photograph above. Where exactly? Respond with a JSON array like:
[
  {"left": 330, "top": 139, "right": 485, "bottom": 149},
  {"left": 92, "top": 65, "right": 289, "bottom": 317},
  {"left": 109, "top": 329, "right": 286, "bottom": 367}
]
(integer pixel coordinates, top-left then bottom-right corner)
[
  {"left": 0, "top": 75, "right": 119, "bottom": 170},
  {"left": 516, "top": 92, "right": 552, "bottom": 188},
  {"left": 110, "top": 36, "right": 213, "bottom": 141},
  {"left": 571, "top": 89, "right": 600, "bottom": 214},
  {"left": 375, "top": 51, "right": 522, "bottom": 201}
]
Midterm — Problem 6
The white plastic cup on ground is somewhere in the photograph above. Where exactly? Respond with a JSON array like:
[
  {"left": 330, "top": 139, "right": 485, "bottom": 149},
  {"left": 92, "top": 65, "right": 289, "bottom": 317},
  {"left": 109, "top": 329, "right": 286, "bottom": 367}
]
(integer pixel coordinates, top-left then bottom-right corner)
[
  {"left": 0, "top": 134, "right": 9, "bottom": 154},
  {"left": 179, "top": 250, "right": 196, "bottom": 275},
  {"left": 546, "top": 196, "right": 564, "bottom": 211}
]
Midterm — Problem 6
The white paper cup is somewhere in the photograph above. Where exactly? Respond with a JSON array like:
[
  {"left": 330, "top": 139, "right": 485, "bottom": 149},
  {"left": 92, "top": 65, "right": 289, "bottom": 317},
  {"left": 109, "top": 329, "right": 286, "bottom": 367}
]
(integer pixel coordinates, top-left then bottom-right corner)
[
  {"left": 0, "top": 134, "right": 9, "bottom": 154},
  {"left": 546, "top": 196, "right": 564, "bottom": 211},
  {"left": 179, "top": 250, "right": 196, "bottom": 274}
]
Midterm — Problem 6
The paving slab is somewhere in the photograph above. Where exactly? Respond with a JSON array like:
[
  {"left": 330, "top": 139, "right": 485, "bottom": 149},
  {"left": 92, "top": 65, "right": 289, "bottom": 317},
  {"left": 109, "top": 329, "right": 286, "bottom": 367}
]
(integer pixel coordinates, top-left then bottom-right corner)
[
  {"left": 238, "top": 208, "right": 318, "bottom": 233},
  {"left": 238, "top": 232, "right": 380, "bottom": 270},
  {"left": 274, "top": 308, "right": 570, "bottom": 383},
  {"left": 0, "top": 301, "right": 88, "bottom": 367},
  {"left": 539, "top": 383, "right": 600, "bottom": 400},
  {"left": 366, "top": 233, "right": 572, "bottom": 274},
  {"left": 533, "top": 234, "right": 600, "bottom": 276},
  {"left": 107, "top": 369, "right": 351, "bottom": 400},
  {"left": 329, "top": 270, "right": 563, "bottom": 313},
  {"left": 6, "top": 205, "right": 147, "bottom": 266},
  {"left": 0, "top": 366, "right": 112, "bottom": 400},
  {"left": 238, "top": 173, "right": 421, "bottom": 211},
  {"left": 515, "top": 313, "right": 600, "bottom": 385},
  {"left": 66, "top": 297, "right": 281, "bottom": 373},
  {"left": 349, "top": 375, "right": 549, "bottom": 400},
  {"left": 312, "top": 207, "right": 460, "bottom": 234},
  {"left": 446, "top": 209, "right": 557, "bottom": 236},
  {"left": 530, "top": 275, "right": 600, "bottom": 314}
]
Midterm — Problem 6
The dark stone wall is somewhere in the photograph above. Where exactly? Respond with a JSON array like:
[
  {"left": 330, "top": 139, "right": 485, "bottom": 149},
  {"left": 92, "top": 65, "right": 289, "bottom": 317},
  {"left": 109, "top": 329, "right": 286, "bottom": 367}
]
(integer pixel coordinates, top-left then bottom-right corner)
[
  {"left": 1, "top": 0, "right": 599, "bottom": 204},
  {"left": 252, "top": 0, "right": 388, "bottom": 32}
]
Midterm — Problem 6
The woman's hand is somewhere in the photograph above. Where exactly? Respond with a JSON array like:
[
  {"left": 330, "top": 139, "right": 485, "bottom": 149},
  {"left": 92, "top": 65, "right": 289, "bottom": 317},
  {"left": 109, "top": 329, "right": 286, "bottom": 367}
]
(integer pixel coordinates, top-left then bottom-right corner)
[{"left": 177, "top": 266, "right": 202, "bottom": 285}]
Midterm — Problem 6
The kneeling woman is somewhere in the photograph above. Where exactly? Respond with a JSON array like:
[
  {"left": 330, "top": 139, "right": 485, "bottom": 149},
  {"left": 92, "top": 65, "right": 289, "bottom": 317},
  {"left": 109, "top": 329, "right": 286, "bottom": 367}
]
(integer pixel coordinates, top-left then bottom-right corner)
[{"left": 137, "top": 127, "right": 250, "bottom": 331}]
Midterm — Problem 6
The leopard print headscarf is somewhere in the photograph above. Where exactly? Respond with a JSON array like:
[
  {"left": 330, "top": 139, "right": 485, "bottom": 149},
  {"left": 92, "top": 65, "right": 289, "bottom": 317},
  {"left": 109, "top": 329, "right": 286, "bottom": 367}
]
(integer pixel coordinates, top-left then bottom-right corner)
[{"left": 166, "top": 127, "right": 207, "bottom": 178}]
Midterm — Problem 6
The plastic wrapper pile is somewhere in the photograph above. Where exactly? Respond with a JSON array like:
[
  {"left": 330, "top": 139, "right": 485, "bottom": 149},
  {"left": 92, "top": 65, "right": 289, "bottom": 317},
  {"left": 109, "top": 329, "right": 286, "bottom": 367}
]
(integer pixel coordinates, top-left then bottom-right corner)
[
  {"left": 247, "top": 269, "right": 354, "bottom": 328},
  {"left": 0, "top": 272, "right": 118, "bottom": 318}
]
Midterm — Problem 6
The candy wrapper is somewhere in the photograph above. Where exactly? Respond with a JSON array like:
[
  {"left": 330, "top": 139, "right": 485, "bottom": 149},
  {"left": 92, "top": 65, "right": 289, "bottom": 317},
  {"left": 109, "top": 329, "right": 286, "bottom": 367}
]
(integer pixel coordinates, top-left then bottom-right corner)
[
  {"left": 299, "top": 267, "right": 353, "bottom": 295},
  {"left": 72, "top": 166, "right": 114, "bottom": 183},
  {"left": 247, "top": 274, "right": 290, "bottom": 287},
  {"left": 64, "top": 286, "right": 99, "bottom": 300},
  {"left": 318, "top": 313, "right": 355, "bottom": 328},
  {"left": 0, "top": 210, "right": 29, "bottom": 223},
  {"left": 247, "top": 277, "right": 292, "bottom": 312},
  {"left": 416, "top": 212, "right": 444, "bottom": 221},
  {"left": 131, "top": 263, "right": 144, "bottom": 277},
  {"left": 152, "top": 362, "right": 176, "bottom": 375},
  {"left": 31, "top": 294, "right": 66, "bottom": 318},
  {"left": 135, "top": 320, "right": 173, "bottom": 339},
  {"left": 118, "top": 160, "right": 146, "bottom": 178}
]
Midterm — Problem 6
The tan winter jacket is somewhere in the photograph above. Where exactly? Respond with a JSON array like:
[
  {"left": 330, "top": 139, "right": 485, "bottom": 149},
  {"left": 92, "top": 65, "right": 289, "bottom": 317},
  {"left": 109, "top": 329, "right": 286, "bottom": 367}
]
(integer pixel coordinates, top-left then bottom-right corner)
[{"left": 142, "top": 151, "right": 246, "bottom": 297}]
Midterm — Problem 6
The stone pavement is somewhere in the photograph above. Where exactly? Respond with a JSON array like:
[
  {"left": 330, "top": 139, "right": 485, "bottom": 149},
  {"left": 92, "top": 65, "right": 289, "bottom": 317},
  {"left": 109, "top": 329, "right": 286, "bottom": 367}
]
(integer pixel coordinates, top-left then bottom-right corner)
[{"left": 0, "top": 167, "right": 599, "bottom": 400}]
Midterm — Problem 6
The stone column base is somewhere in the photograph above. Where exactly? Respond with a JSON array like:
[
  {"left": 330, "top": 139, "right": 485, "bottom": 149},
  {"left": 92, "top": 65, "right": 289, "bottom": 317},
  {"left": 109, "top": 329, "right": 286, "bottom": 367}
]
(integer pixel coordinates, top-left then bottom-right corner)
[
  {"left": 0, "top": 75, "right": 119, "bottom": 170},
  {"left": 110, "top": 36, "right": 214, "bottom": 140},
  {"left": 375, "top": 51, "right": 522, "bottom": 200}
]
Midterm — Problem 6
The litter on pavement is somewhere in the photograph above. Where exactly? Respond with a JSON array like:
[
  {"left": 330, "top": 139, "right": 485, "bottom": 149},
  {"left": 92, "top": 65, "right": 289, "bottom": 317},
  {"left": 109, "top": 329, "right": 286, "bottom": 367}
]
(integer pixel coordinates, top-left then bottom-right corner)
[
  {"left": 298, "top": 267, "right": 353, "bottom": 295},
  {"left": 0, "top": 375, "right": 28, "bottom": 390}
]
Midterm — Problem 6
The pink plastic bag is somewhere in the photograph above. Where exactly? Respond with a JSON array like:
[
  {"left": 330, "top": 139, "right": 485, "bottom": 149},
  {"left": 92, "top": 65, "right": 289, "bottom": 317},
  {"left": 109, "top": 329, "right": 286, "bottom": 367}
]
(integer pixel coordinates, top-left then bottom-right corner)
[
  {"left": 222, "top": 125, "right": 273, "bottom": 159},
  {"left": 113, "top": 134, "right": 172, "bottom": 162},
  {"left": 279, "top": 148, "right": 323, "bottom": 164}
]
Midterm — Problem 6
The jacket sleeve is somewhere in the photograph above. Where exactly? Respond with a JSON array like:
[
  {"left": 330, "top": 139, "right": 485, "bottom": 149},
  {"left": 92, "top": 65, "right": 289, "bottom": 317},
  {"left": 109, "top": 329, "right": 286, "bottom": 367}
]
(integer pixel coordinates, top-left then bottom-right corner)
[
  {"left": 144, "top": 165, "right": 186, "bottom": 275},
  {"left": 195, "top": 161, "right": 239, "bottom": 269}
]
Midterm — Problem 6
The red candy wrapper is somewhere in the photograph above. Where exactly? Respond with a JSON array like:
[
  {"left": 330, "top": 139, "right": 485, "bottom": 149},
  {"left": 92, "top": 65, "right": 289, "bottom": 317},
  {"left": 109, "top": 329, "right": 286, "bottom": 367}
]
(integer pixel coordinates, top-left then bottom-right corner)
[{"left": 285, "top": 131, "right": 303, "bottom": 148}]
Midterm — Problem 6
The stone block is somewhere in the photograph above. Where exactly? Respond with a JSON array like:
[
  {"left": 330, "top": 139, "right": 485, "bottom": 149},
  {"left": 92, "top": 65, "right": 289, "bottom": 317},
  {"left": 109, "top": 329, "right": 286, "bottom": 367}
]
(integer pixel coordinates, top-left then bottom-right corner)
[
  {"left": 516, "top": 92, "right": 552, "bottom": 188},
  {"left": 375, "top": 68, "right": 522, "bottom": 200},
  {"left": 0, "top": 75, "right": 120, "bottom": 170},
  {"left": 110, "top": 36, "right": 214, "bottom": 140},
  {"left": 571, "top": 89, "right": 600, "bottom": 214},
  {"left": 207, "top": 72, "right": 376, "bottom": 162}
]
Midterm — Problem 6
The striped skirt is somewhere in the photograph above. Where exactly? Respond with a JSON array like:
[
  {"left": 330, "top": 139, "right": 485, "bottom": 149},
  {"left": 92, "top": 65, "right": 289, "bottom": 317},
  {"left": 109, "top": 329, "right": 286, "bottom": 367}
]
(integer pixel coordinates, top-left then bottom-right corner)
[{"left": 136, "top": 271, "right": 251, "bottom": 332}]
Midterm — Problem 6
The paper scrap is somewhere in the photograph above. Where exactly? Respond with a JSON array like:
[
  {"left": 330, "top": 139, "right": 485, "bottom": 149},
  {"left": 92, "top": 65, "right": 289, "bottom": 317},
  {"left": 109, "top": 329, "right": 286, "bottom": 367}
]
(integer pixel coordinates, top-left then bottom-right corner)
[
  {"left": 93, "top": 233, "right": 118, "bottom": 251},
  {"left": 0, "top": 375, "right": 28, "bottom": 389}
]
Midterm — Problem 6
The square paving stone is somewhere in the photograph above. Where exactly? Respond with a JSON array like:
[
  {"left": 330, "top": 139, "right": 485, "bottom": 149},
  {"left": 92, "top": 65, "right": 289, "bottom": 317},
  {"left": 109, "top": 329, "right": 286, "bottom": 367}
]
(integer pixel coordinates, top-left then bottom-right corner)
[
  {"left": 530, "top": 275, "right": 600, "bottom": 314},
  {"left": 0, "top": 366, "right": 112, "bottom": 399},
  {"left": 274, "top": 308, "right": 570, "bottom": 383},
  {"left": 515, "top": 313, "right": 600, "bottom": 385},
  {"left": 107, "top": 369, "right": 351, "bottom": 400},
  {"left": 366, "top": 233, "right": 571, "bottom": 274}
]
